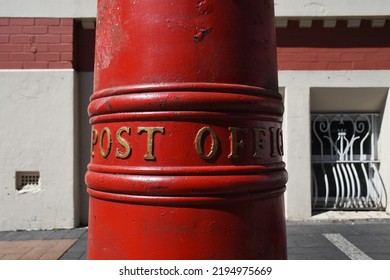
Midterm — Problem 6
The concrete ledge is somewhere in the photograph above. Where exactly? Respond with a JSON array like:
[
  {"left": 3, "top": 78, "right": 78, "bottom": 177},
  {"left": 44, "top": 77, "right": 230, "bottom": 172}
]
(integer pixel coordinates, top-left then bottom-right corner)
[
  {"left": 310, "top": 211, "right": 390, "bottom": 221},
  {"left": 275, "top": 0, "right": 390, "bottom": 18}
]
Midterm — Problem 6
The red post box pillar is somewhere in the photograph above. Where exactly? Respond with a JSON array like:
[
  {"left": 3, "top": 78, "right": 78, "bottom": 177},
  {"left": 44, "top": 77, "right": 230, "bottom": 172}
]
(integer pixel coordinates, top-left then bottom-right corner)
[{"left": 86, "top": 0, "right": 287, "bottom": 259}]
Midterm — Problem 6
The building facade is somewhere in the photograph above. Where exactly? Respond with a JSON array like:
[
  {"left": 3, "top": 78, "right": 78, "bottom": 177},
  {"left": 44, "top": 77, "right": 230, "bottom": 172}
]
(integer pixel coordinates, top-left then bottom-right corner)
[{"left": 0, "top": 0, "right": 389, "bottom": 230}]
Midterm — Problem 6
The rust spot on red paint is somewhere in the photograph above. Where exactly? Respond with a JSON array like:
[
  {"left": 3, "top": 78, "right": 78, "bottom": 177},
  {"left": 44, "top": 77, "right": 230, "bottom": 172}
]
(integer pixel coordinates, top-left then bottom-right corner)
[
  {"left": 197, "top": 0, "right": 213, "bottom": 15},
  {"left": 193, "top": 28, "right": 212, "bottom": 43}
]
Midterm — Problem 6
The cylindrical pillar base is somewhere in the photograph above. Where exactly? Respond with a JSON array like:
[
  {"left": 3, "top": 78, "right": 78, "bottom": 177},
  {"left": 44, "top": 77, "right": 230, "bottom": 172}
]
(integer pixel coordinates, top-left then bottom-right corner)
[{"left": 87, "top": 187, "right": 286, "bottom": 259}]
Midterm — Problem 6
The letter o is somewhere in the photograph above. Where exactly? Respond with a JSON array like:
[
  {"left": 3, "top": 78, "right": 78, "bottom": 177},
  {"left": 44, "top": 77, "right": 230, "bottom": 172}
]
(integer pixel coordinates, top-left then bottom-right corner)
[
  {"left": 99, "top": 127, "right": 112, "bottom": 158},
  {"left": 195, "top": 126, "right": 219, "bottom": 160}
]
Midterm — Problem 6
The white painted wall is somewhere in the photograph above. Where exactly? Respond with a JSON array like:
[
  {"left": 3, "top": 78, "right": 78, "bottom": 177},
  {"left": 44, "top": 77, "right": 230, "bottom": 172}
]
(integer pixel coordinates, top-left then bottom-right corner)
[
  {"left": 279, "top": 71, "right": 390, "bottom": 220},
  {"left": 0, "top": 70, "right": 78, "bottom": 230},
  {"left": 378, "top": 89, "right": 390, "bottom": 213},
  {"left": 0, "top": 0, "right": 389, "bottom": 18},
  {"left": 282, "top": 83, "right": 312, "bottom": 220}
]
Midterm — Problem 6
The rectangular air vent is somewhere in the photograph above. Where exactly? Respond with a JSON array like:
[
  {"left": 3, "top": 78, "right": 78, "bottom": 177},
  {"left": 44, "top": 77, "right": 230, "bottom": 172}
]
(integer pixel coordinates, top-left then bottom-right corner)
[{"left": 16, "top": 171, "right": 40, "bottom": 191}]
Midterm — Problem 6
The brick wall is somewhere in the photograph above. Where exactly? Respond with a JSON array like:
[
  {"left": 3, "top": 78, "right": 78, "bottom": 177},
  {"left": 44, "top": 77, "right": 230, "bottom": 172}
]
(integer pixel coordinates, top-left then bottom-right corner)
[
  {"left": 0, "top": 18, "right": 73, "bottom": 69},
  {"left": 276, "top": 20, "right": 390, "bottom": 70},
  {"left": 3, "top": 17, "right": 389, "bottom": 71},
  {"left": 277, "top": 47, "right": 390, "bottom": 70}
]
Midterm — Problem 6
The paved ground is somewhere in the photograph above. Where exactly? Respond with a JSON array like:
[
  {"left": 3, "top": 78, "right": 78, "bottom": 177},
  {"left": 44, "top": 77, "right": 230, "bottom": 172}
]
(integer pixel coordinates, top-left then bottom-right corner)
[
  {"left": 0, "top": 219, "right": 389, "bottom": 260},
  {"left": 287, "top": 219, "right": 390, "bottom": 260},
  {"left": 0, "top": 228, "right": 87, "bottom": 260}
]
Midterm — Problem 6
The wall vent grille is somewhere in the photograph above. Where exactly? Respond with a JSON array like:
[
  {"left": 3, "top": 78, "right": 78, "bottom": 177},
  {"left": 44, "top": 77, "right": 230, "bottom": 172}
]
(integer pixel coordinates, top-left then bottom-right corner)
[{"left": 16, "top": 171, "right": 40, "bottom": 191}]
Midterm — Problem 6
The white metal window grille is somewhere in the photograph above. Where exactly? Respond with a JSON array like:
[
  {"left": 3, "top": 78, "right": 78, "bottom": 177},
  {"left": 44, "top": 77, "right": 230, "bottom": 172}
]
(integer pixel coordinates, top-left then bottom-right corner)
[{"left": 311, "top": 114, "right": 386, "bottom": 210}]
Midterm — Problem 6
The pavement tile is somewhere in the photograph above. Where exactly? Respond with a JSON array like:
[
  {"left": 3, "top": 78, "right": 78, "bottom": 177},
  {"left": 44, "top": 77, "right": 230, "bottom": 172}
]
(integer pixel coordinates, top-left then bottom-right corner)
[
  {"left": 1, "top": 220, "right": 390, "bottom": 260},
  {"left": 80, "top": 251, "right": 87, "bottom": 260},
  {"left": 79, "top": 231, "right": 88, "bottom": 240},
  {"left": 50, "top": 239, "right": 77, "bottom": 253},
  {"left": 21, "top": 245, "right": 52, "bottom": 260},
  {"left": 346, "top": 234, "right": 388, "bottom": 247},
  {"left": 0, "top": 240, "right": 76, "bottom": 260},
  {"left": 0, "top": 231, "right": 23, "bottom": 241},
  {"left": 61, "top": 228, "right": 88, "bottom": 239},
  {"left": 289, "top": 245, "right": 350, "bottom": 260},
  {"left": 307, "top": 253, "right": 348, "bottom": 260},
  {"left": 298, "top": 224, "right": 331, "bottom": 234},
  {"left": 47, "top": 229, "right": 72, "bottom": 239},
  {"left": 286, "top": 236, "right": 297, "bottom": 248},
  {"left": 0, "top": 241, "right": 33, "bottom": 254},
  {"left": 287, "top": 247, "right": 317, "bottom": 255},
  {"left": 60, "top": 237, "right": 88, "bottom": 260},
  {"left": 285, "top": 225, "right": 305, "bottom": 235},
  {"left": 0, "top": 232, "right": 12, "bottom": 241},
  {"left": 320, "top": 224, "right": 360, "bottom": 235},
  {"left": 60, "top": 249, "right": 85, "bottom": 260},
  {"left": 359, "top": 246, "right": 390, "bottom": 254},
  {"left": 38, "top": 240, "right": 76, "bottom": 260},
  {"left": 379, "top": 235, "right": 390, "bottom": 241},
  {"left": 47, "top": 228, "right": 87, "bottom": 240},
  {"left": 348, "top": 223, "right": 390, "bottom": 235},
  {"left": 11, "top": 231, "right": 36, "bottom": 241},
  {"left": 289, "top": 234, "right": 330, "bottom": 248},
  {"left": 39, "top": 251, "right": 63, "bottom": 260},
  {"left": 366, "top": 253, "right": 390, "bottom": 260},
  {"left": 299, "top": 224, "right": 356, "bottom": 235},
  {"left": 287, "top": 254, "right": 310, "bottom": 260},
  {"left": 24, "top": 230, "right": 54, "bottom": 240},
  {"left": 0, "top": 253, "right": 25, "bottom": 260}
]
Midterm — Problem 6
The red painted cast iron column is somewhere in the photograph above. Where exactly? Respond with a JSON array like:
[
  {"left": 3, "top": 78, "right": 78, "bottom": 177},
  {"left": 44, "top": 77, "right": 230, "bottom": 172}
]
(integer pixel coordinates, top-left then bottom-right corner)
[{"left": 86, "top": 0, "right": 287, "bottom": 259}]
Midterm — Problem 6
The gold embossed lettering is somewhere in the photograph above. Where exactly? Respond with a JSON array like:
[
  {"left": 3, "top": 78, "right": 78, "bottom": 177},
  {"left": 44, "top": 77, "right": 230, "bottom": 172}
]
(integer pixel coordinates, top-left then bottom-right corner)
[
  {"left": 228, "top": 127, "right": 248, "bottom": 159},
  {"left": 195, "top": 126, "right": 219, "bottom": 160},
  {"left": 270, "top": 127, "right": 283, "bottom": 157},
  {"left": 99, "top": 127, "right": 112, "bottom": 158},
  {"left": 278, "top": 128, "right": 284, "bottom": 156},
  {"left": 137, "top": 127, "right": 165, "bottom": 161},
  {"left": 115, "top": 127, "right": 131, "bottom": 159},
  {"left": 253, "top": 127, "right": 266, "bottom": 158},
  {"left": 91, "top": 128, "right": 98, "bottom": 157}
]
